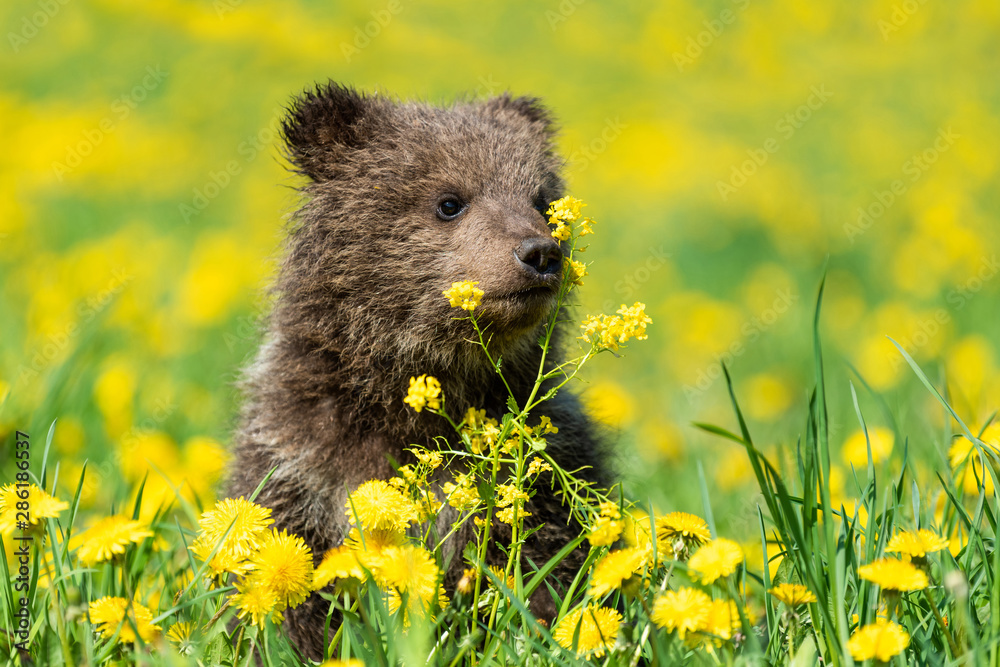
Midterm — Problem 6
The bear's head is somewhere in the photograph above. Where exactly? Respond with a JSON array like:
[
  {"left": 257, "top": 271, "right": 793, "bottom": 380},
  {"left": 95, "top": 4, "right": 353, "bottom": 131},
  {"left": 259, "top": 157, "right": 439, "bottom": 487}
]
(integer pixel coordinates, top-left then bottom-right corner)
[{"left": 275, "top": 82, "right": 568, "bottom": 375}]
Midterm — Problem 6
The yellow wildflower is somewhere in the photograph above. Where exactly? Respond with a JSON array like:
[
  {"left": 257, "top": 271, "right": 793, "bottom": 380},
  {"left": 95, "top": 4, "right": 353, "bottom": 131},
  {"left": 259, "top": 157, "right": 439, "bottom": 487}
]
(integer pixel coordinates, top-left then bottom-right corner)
[
  {"left": 0, "top": 484, "right": 68, "bottom": 535},
  {"left": 76, "top": 515, "right": 152, "bottom": 566},
  {"left": 413, "top": 448, "right": 444, "bottom": 469},
  {"left": 701, "top": 599, "right": 741, "bottom": 644},
  {"left": 599, "top": 501, "right": 621, "bottom": 519},
  {"left": 189, "top": 497, "right": 273, "bottom": 576},
  {"left": 526, "top": 457, "right": 553, "bottom": 477},
  {"left": 313, "top": 546, "right": 364, "bottom": 589},
  {"left": 375, "top": 545, "right": 442, "bottom": 613},
  {"left": 87, "top": 596, "right": 160, "bottom": 643},
  {"left": 847, "top": 619, "right": 910, "bottom": 662},
  {"left": 320, "top": 661, "right": 365, "bottom": 667},
  {"left": 578, "top": 216, "right": 595, "bottom": 236},
  {"left": 487, "top": 565, "right": 517, "bottom": 590},
  {"left": 442, "top": 280, "right": 484, "bottom": 311},
  {"left": 231, "top": 578, "right": 282, "bottom": 628},
  {"left": 538, "top": 415, "right": 559, "bottom": 434},
  {"left": 858, "top": 558, "right": 928, "bottom": 591},
  {"left": 166, "top": 622, "right": 195, "bottom": 655},
  {"left": 588, "top": 515, "right": 623, "bottom": 547},
  {"left": 769, "top": 583, "right": 817, "bottom": 606},
  {"left": 404, "top": 374, "right": 442, "bottom": 412},
  {"left": 553, "top": 605, "right": 621, "bottom": 659},
  {"left": 656, "top": 511, "right": 711, "bottom": 557},
  {"left": 566, "top": 258, "right": 588, "bottom": 286},
  {"left": 456, "top": 568, "right": 477, "bottom": 594},
  {"left": 345, "top": 480, "right": 418, "bottom": 533},
  {"left": 496, "top": 505, "right": 531, "bottom": 525},
  {"left": 886, "top": 529, "right": 949, "bottom": 560},
  {"left": 547, "top": 196, "right": 585, "bottom": 223},
  {"left": 578, "top": 303, "right": 652, "bottom": 351},
  {"left": 688, "top": 538, "right": 744, "bottom": 584},
  {"left": 651, "top": 587, "right": 712, "bottom": 639},
  {"left": 588, "top": 548, "right": 645, "bottom": 598},
  {"left": 841, "top": 427, "right": 895, "bottom": 467},
  {"left": 442, "top": 473, "right": 480, "bottom": 511},
  {"left": 245, "top": 529, "right": 314, "bottom": 610}
]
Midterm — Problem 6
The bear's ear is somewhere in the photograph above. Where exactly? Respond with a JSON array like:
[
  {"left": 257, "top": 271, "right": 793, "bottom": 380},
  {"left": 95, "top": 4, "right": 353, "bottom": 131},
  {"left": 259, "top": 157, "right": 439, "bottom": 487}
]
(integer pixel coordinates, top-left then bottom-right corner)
[
  {"left": 281, "top": 82, "right": 384, "bottom": 182},
  {"left": 483, "top": 93, "right": 556, "bottom": 134}
]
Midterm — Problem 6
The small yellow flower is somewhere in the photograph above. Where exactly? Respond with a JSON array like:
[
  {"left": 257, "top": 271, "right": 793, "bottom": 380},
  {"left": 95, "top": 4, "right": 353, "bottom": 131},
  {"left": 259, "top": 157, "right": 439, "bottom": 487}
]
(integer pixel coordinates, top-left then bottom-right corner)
[
  {"left": 537, "top": 415, "right": 559, "bottom": 435},
  {"left": 858, "top": 558, "right": 928, "bottom": 591},
  {"left": 886, "top": 529, "right": 949, "bottom": 560},
  {"left": 579, "top": 303, "right": 652, "bottom": 351},
  {"left": 688, "top": 538, "right": 744, "bottom": 585},
  {"left": 345, "top": 480, "right": 418, "bottom": 533},
  {"left": 847, "top": 619, "right": 910, "bottom": 662},
  {"left": 589, "top": 548, "right": 645, "bottom": 597},
  {"left": 189, "top": 497, "right": 273, "bottom": 576},
  {"left": 701, "top": 599, "right": 741, "bottom": 645},
  {"left": 320, "top": 660, "right": 365, "bottom": 667},
  {"left": 599, "top": 501, "right": 622, "bottom": 519},
  {"left": 245, "top": 529, "right": 314, "bottom": 610},
  {"left": 231, "top": 578, "right": 283, "bottom": 628},
  {"left": 588, "top": 515, "right": 623, "bottom": 547},
  {"left": 0, "top": 484, "right": 68, "bottom": 535},
  {"left": 565, "top": 258, "right": 588, "bottom": 286},
  {"left": 313, "top": 546, "right": 364, "bottom": 589},
  {"left": 769, "top": 583, "right": 817, "bottom": 606},
  {"left": 496, "top": 505, "right": 531, "bottom": 525},
  {"left": 553, "top": 605, "right": 621, "bottom": 658},
  {"left": 526, "top": 457, "right": 553, "bottom": 477},
  {"left": 578, "top": 216, "right": 595, "bottom": 236},
  {"left": 651, "top": 587, "right": 712, "bottom": 639},
  {"left": 487, "top": 565, "right": 517, "bottom": 590},
  {"left": 442, "top": 473, "right": 480, "bottom": 511},
  {"left": 374, "top": 545, "right": 442, "bottom": 613},
  {"left": 166, "top": 621, "right": 195, "bottom": 654},
  {"left": 443, "top": 280, "right": 484, "bottom": 311},
  {"left": 87, "top": 596, "right": 160, "bottom": 644},
  {"left": 76, "top": 515, "right": 153, "bottom": 566},
  {"left": 404, "top": 374, "right": 443, "bottom": 412},
  {"left": 841, "top": 427, "right": 895, "bottom": 467},
  {"left": 456, "top": 568, "right": 477, "bottom": 594},
  {"left": 413, "top": 448, "right": 444, "bottom": 469},
  {"left": 547, "top": 196, "right": 585, "bottom": 223},
  {"left": 656, "top": 511, "right": 711, "bottom": 557}
]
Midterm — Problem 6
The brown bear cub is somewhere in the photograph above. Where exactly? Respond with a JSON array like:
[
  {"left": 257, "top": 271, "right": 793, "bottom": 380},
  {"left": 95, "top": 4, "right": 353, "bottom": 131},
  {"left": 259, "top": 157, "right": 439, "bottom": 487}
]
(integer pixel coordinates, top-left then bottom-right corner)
[{"left": 226, "top": 82, "right": 609, "bottom": 660}]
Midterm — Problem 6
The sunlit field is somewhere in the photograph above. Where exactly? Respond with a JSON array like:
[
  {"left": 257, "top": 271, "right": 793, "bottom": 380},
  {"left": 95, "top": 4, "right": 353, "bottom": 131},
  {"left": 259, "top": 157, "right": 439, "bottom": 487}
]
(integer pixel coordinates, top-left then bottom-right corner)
[{"left": 2, "top": 1, "right": 1000, "bottom": 665}]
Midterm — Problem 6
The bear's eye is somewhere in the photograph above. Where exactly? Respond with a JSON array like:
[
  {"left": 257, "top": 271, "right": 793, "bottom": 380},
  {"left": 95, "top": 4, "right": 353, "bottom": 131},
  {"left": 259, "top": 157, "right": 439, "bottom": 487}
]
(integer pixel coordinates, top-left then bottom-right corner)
[
  {"left": 436, "top": 197, "right": 465, "bottom": 221},
  {"left": 533, "top": 195, "right": 551, "bottom": 217}
]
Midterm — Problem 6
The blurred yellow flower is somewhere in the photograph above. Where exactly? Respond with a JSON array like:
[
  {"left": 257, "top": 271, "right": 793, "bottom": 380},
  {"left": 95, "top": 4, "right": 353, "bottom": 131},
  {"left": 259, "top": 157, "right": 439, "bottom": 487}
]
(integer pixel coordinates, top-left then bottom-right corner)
[
  {"left": 769, "top": 583, "right": 817, "bottom": 607},
  {"left": 886, "top": 529, "right": 949, "bottom": 560},
  {"left": 701, "top": 599, "right": 741, "bottom": 645},
  {"left": 588, "top": 515, "right": 623, "bottom": 547},
  {"left": 858, "top": 558, "right": 928, "bottom": 591},
  {"left": 375, "top": 545, "right": 442, "bottom": 613},
  {"left": 442, "top": 280, "right": 484, "bottom": 311},
  {"left": 584, "top": 380, "right": 636, "bottom": 426},
  {"left": 841, "top": 427, "right": 894, "bottom": 468},
  {"left": 688, "top": 538, "right": 744, "bottom": 585},
  {"left": 313, "top": 546, "right": 364, "bottom": 590},
  {"left": 847, "top": 619, "right": 910, "bottom": 662},
  {"left": 589, "top": 547, "right": 645, "bottom": 597},
  {"left": 651, "top": 587, "right": 711, "bottom": 639},
  {"left": 404, "top": 374, "right": 442, "bottom": 412},
  {"left": 93, "top": 360, "right": 136, "bottom": 438},
  {"left": 88, "top": 596, "right": 160, "bottom": 644},
  {"left": 553, "top": 605, "right": 621, "bottom": 658},
  {"left": 566, "top": 258, "right": 588, "bottom": 286},
  {"left": 0, "top": 484, "right": 68, "bottom": 535},
  {"left": 743, "top": 373, "right": 792, "bottom": 422},
  {"left": 76, "top": 515, "right": 152, "bottom": 566},
  {"left": 948, "top": 426, "right": 1000, "bottom": 495}
]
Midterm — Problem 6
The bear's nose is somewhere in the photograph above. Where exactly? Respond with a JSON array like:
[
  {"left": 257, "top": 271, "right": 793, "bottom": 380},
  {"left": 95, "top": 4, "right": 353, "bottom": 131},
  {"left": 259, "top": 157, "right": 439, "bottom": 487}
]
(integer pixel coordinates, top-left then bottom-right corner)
[{"left": 515, "top": 237, "right": 563, "bottom": 276}]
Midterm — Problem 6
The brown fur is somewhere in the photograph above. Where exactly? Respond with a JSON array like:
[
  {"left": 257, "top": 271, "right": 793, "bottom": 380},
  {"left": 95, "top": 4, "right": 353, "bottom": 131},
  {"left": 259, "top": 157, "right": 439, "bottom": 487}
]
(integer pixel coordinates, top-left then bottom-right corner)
[{"left": 226, "top": 82, "right": 609, "bottom": 660}]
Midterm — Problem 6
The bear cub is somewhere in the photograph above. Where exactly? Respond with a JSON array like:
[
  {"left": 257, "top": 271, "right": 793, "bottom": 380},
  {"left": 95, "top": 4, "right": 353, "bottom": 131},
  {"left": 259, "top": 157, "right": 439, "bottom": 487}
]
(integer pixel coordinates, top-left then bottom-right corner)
[{"left": 226, "top": 82, "right": 608, "bottom": 660}]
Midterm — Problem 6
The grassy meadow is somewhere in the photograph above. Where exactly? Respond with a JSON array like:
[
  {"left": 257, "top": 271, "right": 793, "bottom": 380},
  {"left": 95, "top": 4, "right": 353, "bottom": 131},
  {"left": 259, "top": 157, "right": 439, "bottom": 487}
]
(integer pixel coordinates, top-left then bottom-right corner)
[{"left": 2, "top": 1, "right": 1000, "bottom": 664}]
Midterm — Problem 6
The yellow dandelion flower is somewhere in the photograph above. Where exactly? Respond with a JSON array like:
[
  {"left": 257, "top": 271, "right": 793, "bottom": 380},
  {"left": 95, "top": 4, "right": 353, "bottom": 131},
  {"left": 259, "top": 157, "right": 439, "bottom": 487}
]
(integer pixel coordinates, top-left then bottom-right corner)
[
  {"left": 553, "top": 605, "right": 621, "bottom": 658},
  {"left": 688, "top": 538, "right": 744, "bottom": 585},
  {"left": 651, "top": 587, "right": 712, "bottom": 639},
  {"left": 404, "top": 374, "right": 443, "bottom": 412},
  {"left": 0, "top": 484, "right": 68, "bottom": 535},
  {"left": 566, "top": 258, "right": 588, "bottom": 286},
  {"left": 456, "top": 568, "right": 477, "bottom": 594},
  {"left": 345, "top": 480, "right": 418, "bottom": 533},
  {"left": 487, "top": 565, "right": 517, "bottom": 590},
  {"left": 858, "top": 558, "right": 928, "bottom": 591},
  {"left": 231, "top": 578, "right": 282, "bottom": 629},
  {"left": 320, "top": 660, "right": 365, "bottom": 667},
  {"left": 841, "top": 427, "right": 895, "bottom": 467},
  {"left": 442, "top": 280, "right": 484, "bottom": 311},
  {"left": 656, "top": 512, "right": 711, "bottom": 557},
  {"left": 769, "top": 583, "right": 817, "bottom": 606},
  {"left": 345, "top": 526, "right": 406, "bottom": 570},
  {"left": 886, "top": 529, "right": 949, "bottom": 560},
  {"left": 87, "top": 596, "right": 160, "bottom": 644},
  {"left": 245, "top": 529, "right": 313, "bottom": 610},
  {"left": 76, "top": 515, "right": 153, "bottom": 566},
  {"left": 166, "top": 621, "right": 195, "bottom": 655},
  {"left": 699, "top": 599, "right": 741, "bottom": 645},
  {"left": 949, "top": 434, "right": 1000, "bottom": 494},
  {"left": 189, "top": 497, "right": 273, "bottom": 576},
  {"left": 847, "top": 619, "right": 910, "bottom": 662},
  {"left": 589, "top": 548, "right": 645, "bottom": 598},
  {"left": 375, "top": 545, "right": 441, "bottom": 612},
  {"left": 588, "top": 515, "right": 623, "bottom": 547},
  {"left": 622, "top": 510, "right": 654, "bottom": 553},
  {"left": 313, "top": 546, "right": 364, "bottom": 589}
]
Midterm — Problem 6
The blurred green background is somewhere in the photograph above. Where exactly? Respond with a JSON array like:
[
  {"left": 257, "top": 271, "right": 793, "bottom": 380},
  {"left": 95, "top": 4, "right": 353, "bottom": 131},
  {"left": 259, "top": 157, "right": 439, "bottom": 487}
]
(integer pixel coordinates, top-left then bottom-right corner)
[{"left": 2, "top": 0, "right": 999, "bottom": 561}]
